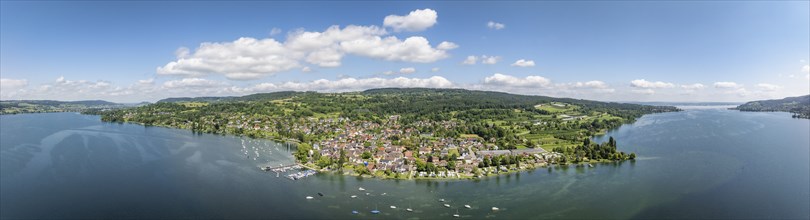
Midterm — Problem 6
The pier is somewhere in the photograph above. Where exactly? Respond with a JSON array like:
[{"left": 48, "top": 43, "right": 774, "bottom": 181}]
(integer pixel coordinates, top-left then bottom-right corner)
[
  {"left": 261, "top": 164, "right": 302, "bottom": 173},
  {"left": 260, "top": 164, "right": 317, "bottom": 180}
]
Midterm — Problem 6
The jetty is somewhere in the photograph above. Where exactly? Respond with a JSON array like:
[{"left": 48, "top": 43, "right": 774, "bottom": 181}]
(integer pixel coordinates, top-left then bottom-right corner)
[
  {"left": 260, "top": 164, "right": 318, "bottom": 180},
  {"left": 261, "top": 164, "right": 302, "bottom": 173}
]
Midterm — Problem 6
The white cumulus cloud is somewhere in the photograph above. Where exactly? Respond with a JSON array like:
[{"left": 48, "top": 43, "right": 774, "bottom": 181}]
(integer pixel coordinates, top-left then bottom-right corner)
[
  {"left": 511, "top": 59, "right": 535, "bottom": 67},
  {"left": 630, "top": 79, "right": 675, "bottom": 89},
  {"left": 462, "top": 56, "right": 478, "bottom": 65},
  {"left": 481, "top": 56, "right": 500, "bottom": 64},
  {"left": 158, "top": 14, "right": 456, "bottom": 80},
  {"left": 680, "top": 83, "right": 705, "bottom": 90},
  {"left": 483, "top": 73, "right": 551, "bottom": 88},
  {"left": 487, "top": 21, "right": 505, "bottom": 30},
  {"left": 713, "top": 81, "right": 741, "bottom": 89},
  {"left": 384, "top": 67, "right": 416, "bottom": 75},
  {"left": 383, "top": 8, "right": 438, "bottom": 32},
  {"left": 251, "top": 76, "right": 453, "bottom": 92}
]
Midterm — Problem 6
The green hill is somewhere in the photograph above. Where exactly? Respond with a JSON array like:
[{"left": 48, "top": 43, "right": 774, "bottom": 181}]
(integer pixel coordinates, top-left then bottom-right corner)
[{"left": 734, "top": 95, "right": 810, "bottom": 118}]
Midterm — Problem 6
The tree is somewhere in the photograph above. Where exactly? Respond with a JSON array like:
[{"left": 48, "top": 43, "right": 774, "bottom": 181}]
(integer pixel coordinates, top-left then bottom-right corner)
[
  {"left": 361, "top": 151, "right": 372, "bottom": 159},
  {"left": 337, "top": 149, "right": 347, "bottom": 171}
]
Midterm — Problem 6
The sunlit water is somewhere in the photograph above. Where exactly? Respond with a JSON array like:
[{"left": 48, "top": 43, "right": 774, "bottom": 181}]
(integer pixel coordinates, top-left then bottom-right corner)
[{"left": 1, "top": 110, "right": 807, "bottom": 219}]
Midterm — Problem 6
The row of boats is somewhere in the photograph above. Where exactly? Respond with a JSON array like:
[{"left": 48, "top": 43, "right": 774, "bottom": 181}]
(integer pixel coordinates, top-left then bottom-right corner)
[
  {"left": 288, "top": 170, "right": 317, "bottom": 180},
  {"left": 310, "top": 187, "right": 501, "bottom": 217}
]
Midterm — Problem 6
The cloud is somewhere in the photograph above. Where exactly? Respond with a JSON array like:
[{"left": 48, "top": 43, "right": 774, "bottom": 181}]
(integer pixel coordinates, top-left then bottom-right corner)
[
  {"left": 680, "top": 83, "right": 705, "bottom": 90},
  {"left": 431, "top": 67, "right": 440, "bottom": 72},
  {"left": 803, "top": 64, "right": 809, "bottom": 73},
  {"left": 301, "top": 66, "right": 312, "bottom": 72},
  {"left": 630, "top": 79, "right": 675, "bottom": 89},
  {"left": 251, "top": 76, "right": 453, "bottom": 92},
  {"left": 0, "top": 78, "right": 29, "bottom": 99},
  {"left": 157, "top": 37, "right": 299, "bottom": 80},
  {"left": 158, "top": 16, "right": 456, "bottom": 80},
  {"left": 487, "top": 21, "right": 505, "bottom": 30},
  {"left": 162, "top": 78, "right": 228, "bottom": 89},
  {"left": 511, "top": 59, "right": 535, "bottom": 67},
  {"left": 383, "top": 8, "right": 438, "bottom": 32},
  {"left": 340, "top": 36, "right": 453, "bottom": 63},
  {"left": 462, "top": 56, "right": 478, "bottom": 65},
  {"left": 384, "top": 67, "right": 416, "bottom": 75},
  {"left": 483, "top": 73, "right": 551, "bottom": 88},
  {"left": 137, "top": 78, "right": 155, "bottom": 85},
  {"left": 461, "top": 55, "right": 500, "bottom": 65},
  {"left": 1, "top": 78, "right": 28, "bottom": 89},
  {"left": 570, "top": 81, "right": 608, "bottom": 89},
  {"left": 755, "top": 83, "right": 780, "bottom": 91},
  {"left": 481, "top": 56, "right": 500, "bottom": 64},
  {"left": 436, "top": 41, "right": 459, "bottom": 50},
  {"left": 713, "top": 81, "right": 741, "bottom": 89},
  {"left": 399, "top": 67, "right": 416, "bottom": 74}
]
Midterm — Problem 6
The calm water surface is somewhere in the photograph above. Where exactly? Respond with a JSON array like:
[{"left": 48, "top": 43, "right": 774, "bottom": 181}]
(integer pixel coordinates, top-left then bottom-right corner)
[{"left": 1, "top": 109, "right": 808, "bottom": 219}]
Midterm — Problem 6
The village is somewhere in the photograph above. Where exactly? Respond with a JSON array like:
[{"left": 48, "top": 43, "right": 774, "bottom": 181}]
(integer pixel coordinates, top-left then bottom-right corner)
[{"left": 274, "top": 114, "right": 567, "bottom": 179}]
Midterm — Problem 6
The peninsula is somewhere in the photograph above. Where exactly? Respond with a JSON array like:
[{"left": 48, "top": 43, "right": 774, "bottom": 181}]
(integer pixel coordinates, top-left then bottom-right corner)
[
  {"left": 94, "top": 88, "right": 680, "bottom": 179},
  {"left": 733, "top": 95, "right": 810, "bottom": 119}
]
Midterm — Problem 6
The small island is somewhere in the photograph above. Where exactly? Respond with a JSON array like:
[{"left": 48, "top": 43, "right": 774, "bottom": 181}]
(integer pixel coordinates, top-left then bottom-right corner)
[{"left": 95, "top": 88, "right": 679, "bottom": 179}]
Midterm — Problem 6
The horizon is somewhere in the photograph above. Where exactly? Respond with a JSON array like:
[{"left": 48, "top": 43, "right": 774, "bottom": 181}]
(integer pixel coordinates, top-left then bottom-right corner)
[{"left": 1, "top": 1, "right": 809, "bottom": 103}]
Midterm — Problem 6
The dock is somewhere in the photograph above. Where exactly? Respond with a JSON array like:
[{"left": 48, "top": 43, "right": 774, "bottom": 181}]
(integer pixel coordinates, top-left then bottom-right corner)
[
  {"left": 261, "top": 164, "right": 302, "bottom": 173},
  {"left": 260, "top": 164, "right": 317, "bottom": 180}
]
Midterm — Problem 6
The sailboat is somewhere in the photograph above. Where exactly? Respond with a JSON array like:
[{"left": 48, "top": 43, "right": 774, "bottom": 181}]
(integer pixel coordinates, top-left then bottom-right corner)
[
  {"left": 453, "top": 209, "right": 460, "bottom": 218},
  {"left": 359, "top": 187, "right": 366, "bottom": 191},
  {"left": 464, "top": 204, "right": 471, "bottom": 209},
  {"left": 406, "top": 203, "right": 413, "bottom": 212},
  {"left": 444, "top": 204, "right": 451, "bottom": 208},
  {"left": 371, "top": 204, "right": 380, "bottom": 214}
]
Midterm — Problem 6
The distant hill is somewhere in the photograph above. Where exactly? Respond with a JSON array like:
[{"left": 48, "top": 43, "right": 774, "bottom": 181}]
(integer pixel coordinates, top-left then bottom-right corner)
[
  {"left": 734, "top": 95, "right": 810, "bottom": 118},
  {"left": 157, "top": 91, "right": 307, "bottom": 103},
  {"left": 149, "top": 88, "right": 679, "bottom": 121},
  {"left": 0, "top": 100, "right": 124, "bottom": 115}
]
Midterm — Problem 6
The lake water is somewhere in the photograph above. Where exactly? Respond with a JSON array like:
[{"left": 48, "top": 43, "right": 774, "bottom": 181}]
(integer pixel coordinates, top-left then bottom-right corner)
[{"left": 1, "top": 109, "right": 808, "bottom": 219}]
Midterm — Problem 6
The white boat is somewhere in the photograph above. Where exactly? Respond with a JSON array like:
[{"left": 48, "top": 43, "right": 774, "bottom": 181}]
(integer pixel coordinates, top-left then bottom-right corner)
[
  {"left": 358, "top": 187, "right": 366, "bottom": 191},
  {"left": 406, "top": 208, "right": 413, "bottom": 212},
  {"left": 351, "top": 195, "right": 357, "bottom": 198},
  {"left": 390, "top": 206, "right": 397, "bottom": 209},
  {"left": 464, "top": 205, "right": 471, "bottom": 209},
  {"left": 491, "top": 207, "right": 500, "bottom": 211},
  {"left": 381, "top": 193, "right": 387, "bottom": 195},
  {"left": 306, "top": 196, "right": 314, "bottom": 200},
  {"left": 453, "top": 209, "right": 460, "bottom": 218},
  {"left": 588, "top": 164, "right": 594, "bottom": 168},
  {"left": 439, "top": 199, "right": 445, "bottom": 202},
  {"left": 444, "top": 204, "right": 450, "bottom": 208},
  {"left": 365, "top": 193, "right": 371, "bottom": 195}
]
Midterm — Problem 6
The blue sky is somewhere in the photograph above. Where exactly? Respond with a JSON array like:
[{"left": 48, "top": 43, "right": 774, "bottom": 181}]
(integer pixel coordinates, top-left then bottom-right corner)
[{"left": 1, "top": 1, "right": 808, "bottom": 102}]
